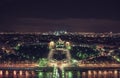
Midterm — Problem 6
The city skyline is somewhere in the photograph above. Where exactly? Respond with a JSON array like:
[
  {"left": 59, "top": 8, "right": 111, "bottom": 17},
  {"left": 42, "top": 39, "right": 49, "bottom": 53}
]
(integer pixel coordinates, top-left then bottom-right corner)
[{"left": 0, "top": 31, "right": 120, "bottom": 78}]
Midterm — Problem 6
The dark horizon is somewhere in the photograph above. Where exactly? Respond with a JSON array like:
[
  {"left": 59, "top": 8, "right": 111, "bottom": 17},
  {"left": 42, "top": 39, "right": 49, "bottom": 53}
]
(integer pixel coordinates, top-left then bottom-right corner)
[{"left": 0, "top": 0, "right": 120, "bottom": 32}]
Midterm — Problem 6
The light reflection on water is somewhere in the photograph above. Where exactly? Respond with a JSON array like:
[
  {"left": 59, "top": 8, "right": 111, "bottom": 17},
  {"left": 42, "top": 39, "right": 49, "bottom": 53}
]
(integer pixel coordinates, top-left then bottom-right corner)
[{"left": 0, "top": 70, "right": 119, "bottom": 78}]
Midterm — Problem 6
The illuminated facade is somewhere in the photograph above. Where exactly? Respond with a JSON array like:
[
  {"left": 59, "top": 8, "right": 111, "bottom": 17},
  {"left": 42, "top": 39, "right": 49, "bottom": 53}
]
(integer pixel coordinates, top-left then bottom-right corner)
[{"left": 48, "top": 38, "right": 72, "bottom": 69}]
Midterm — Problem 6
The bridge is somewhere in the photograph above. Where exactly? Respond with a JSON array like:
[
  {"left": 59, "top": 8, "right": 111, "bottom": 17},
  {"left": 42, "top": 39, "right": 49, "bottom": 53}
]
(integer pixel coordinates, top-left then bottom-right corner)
[{"left": 0, "top": 64, "right": 120, "bottom": 78}]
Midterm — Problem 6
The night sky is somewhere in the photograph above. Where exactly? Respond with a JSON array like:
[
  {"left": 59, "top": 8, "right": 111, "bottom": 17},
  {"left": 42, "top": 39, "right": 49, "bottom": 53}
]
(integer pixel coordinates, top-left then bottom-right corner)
[{"left": 0, "top": 0, "right": 120, "bottom": 32}]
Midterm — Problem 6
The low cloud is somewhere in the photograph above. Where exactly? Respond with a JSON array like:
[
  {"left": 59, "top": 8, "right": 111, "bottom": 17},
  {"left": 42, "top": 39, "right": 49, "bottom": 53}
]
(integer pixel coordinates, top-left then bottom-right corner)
[{"left": 0, "top": 18, "right": 120, "bottom": 32}]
